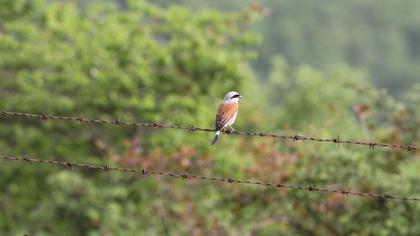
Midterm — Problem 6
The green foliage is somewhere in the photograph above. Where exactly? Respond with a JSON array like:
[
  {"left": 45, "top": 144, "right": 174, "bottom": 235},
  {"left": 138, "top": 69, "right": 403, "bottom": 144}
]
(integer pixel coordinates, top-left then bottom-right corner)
[
  {"left": 157, "top": 0, "right": 420, "bottom": 97},
  {"left": 0, "top": 0, "right": 419, "bottom": 235},
  {"left": 267, "top": 57, "right": 366, "bottom": 131},
  {"left": 262, "top": 57, "right": 420, "bottom": 235},
  {"left": 0, "top": 0, "right": 43, "bottom": 20},
  {"left": 0, "top": 0, "right": 260, "bottom": 234},
  {"left": 0, "top": 0, "right": 258, "bottom": 152},
  {"left": 254, "top": 0, "right": 420, "bottom": 97}
]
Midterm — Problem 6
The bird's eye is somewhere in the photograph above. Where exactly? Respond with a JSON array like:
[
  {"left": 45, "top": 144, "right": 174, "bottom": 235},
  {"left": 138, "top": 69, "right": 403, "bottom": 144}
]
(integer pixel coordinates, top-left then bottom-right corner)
[{"left": 231, "top": 94, "right": 240, "bottom": 99}]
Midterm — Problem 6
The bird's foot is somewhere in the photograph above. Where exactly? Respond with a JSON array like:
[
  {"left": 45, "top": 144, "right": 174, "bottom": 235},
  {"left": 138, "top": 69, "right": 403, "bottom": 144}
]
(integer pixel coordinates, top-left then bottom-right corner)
[{"left": 227, "top": 126, "right": 236, "bottom": 133}]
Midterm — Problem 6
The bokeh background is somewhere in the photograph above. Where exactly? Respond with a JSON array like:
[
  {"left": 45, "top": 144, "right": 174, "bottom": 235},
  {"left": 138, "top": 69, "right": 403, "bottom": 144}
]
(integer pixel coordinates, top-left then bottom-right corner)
[{"left": 0, "top": 0, "right": 419, "bottom": 235}]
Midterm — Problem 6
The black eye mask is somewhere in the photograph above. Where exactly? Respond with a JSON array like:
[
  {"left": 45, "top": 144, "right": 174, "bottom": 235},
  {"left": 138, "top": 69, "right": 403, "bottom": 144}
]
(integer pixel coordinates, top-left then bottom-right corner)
[{"left": 230, "top": 94, "right": 240, "bottom": 99}]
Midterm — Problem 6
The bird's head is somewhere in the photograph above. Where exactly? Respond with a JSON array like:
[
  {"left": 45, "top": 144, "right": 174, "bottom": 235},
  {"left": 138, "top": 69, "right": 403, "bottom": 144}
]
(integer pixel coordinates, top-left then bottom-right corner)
[{"left": 223, "top": 91, "right": 243, "bottom": 103}]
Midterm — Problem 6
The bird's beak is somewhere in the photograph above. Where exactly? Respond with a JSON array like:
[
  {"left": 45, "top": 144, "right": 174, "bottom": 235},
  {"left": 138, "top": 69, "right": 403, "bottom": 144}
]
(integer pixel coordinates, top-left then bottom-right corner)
[{"left": 239, "top": 95, "right": 243, "bottom": 98}]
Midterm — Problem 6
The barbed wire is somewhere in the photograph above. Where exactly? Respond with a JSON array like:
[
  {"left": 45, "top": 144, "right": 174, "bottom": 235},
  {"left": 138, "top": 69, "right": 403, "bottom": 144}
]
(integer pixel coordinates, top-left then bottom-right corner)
[
  {"left": 1, "top": 111, "right": 417, "bottom": 151},
  {"left": 1, "top": 154, "right": 419, "bottom": 202}
]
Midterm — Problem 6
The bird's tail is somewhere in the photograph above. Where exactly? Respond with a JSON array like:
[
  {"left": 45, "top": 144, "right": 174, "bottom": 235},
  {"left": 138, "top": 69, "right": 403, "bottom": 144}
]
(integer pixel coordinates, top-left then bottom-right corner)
[{"left": 211, "top": 131, "right": 220, "bottom": 145}]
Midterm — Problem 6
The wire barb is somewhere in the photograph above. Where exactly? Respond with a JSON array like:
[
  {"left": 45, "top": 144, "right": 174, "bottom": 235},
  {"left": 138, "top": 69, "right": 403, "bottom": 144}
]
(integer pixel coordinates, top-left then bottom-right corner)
[
  {"left": 40, "top": 113, "right": 49, "bottom": 120},
  {"left": 334, "top": 135, "right": 341, "bottom": 148},
  {"left": 112, "top": 119, "right": 122, "bottom": 125},
  {"left": 293, "top": 135, "right": 302, "bottom": 142},
  {"left": 0, "top": 111, "right": 418, "bottom": 151},
  {"left": 341, "top": 188, "right": 352, "bottom": 197},
  {"left": 1, "top": 154, "right": 420, "bottom": 202},
  {"left": 66, "top": 161, "right": 74, "bottom": 168},
  {"left": 369, "top": 143, "right": 377, "bottom": 150},
  {"left": 103, "top": 165, "right": 111, "bottom": 171},
  {"left": 181, "top": 173, "right": 190, "bottom": 179}
]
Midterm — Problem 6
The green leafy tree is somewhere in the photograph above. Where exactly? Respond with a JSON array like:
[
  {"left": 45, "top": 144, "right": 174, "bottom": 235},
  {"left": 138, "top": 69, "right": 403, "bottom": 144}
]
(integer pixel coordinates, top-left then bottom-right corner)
[
  {"left": 0, "top": 0, "right": 419, "bottom": 235},
  {"left": 0, "top": 0, "right": 261, "bottom": 234},
  {"left": 156, "top": 0, "right": 420, "bottom": 97}
]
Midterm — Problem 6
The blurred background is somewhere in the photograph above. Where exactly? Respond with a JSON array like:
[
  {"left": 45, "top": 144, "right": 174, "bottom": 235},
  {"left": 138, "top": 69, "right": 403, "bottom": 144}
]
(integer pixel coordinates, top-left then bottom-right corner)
[{"left": 0, "top": 0, "right": 419, "bottom": 235}]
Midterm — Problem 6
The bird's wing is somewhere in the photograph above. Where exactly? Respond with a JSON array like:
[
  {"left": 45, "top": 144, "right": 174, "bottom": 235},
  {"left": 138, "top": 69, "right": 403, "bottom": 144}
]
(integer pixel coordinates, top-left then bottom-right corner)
[{"left": 215, "top": 102, "right": 238, "bottom": 131}]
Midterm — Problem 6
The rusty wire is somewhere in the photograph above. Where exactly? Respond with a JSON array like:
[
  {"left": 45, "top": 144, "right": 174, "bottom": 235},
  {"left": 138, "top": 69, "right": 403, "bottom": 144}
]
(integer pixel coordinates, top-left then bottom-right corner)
[
  {"left": 1, "top": 111, "right": 417, "bottom": 151},
  {"left": 1, "top": 154, "right": 419, "bottom": 202}
]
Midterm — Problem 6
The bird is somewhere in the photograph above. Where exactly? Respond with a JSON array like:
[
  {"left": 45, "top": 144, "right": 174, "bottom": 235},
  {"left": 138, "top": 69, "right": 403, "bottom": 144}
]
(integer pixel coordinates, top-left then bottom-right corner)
[{"left": 211, "top": 91, "right": 243, "bottom": 145}]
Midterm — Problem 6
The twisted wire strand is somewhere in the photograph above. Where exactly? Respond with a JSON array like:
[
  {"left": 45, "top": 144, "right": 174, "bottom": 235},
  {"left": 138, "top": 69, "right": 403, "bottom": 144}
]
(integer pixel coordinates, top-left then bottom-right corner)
[
  {"left": 1, "top": 111, "right": 417, "bottom": 151},
  {"left": 1, "top": 154, "right": 419, "bottom": 202}
]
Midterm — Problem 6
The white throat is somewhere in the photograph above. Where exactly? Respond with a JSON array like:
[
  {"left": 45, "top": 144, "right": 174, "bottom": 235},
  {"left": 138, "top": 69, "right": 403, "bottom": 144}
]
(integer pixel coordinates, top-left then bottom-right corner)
[{"left": 224, "top": 98, "right": 239, "bottom": 104}]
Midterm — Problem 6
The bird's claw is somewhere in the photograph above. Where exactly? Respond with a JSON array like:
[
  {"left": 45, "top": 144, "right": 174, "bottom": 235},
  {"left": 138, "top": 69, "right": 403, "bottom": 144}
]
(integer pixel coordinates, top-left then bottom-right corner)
[{"left": 227, "top": 126, "right": 236, "bottom": 134}]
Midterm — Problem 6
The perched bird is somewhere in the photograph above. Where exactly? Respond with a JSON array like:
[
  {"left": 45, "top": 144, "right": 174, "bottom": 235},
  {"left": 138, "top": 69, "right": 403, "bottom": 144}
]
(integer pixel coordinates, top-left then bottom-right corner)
[{"left": 211, "top": 91, "right": 243, "bottom": 145}]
